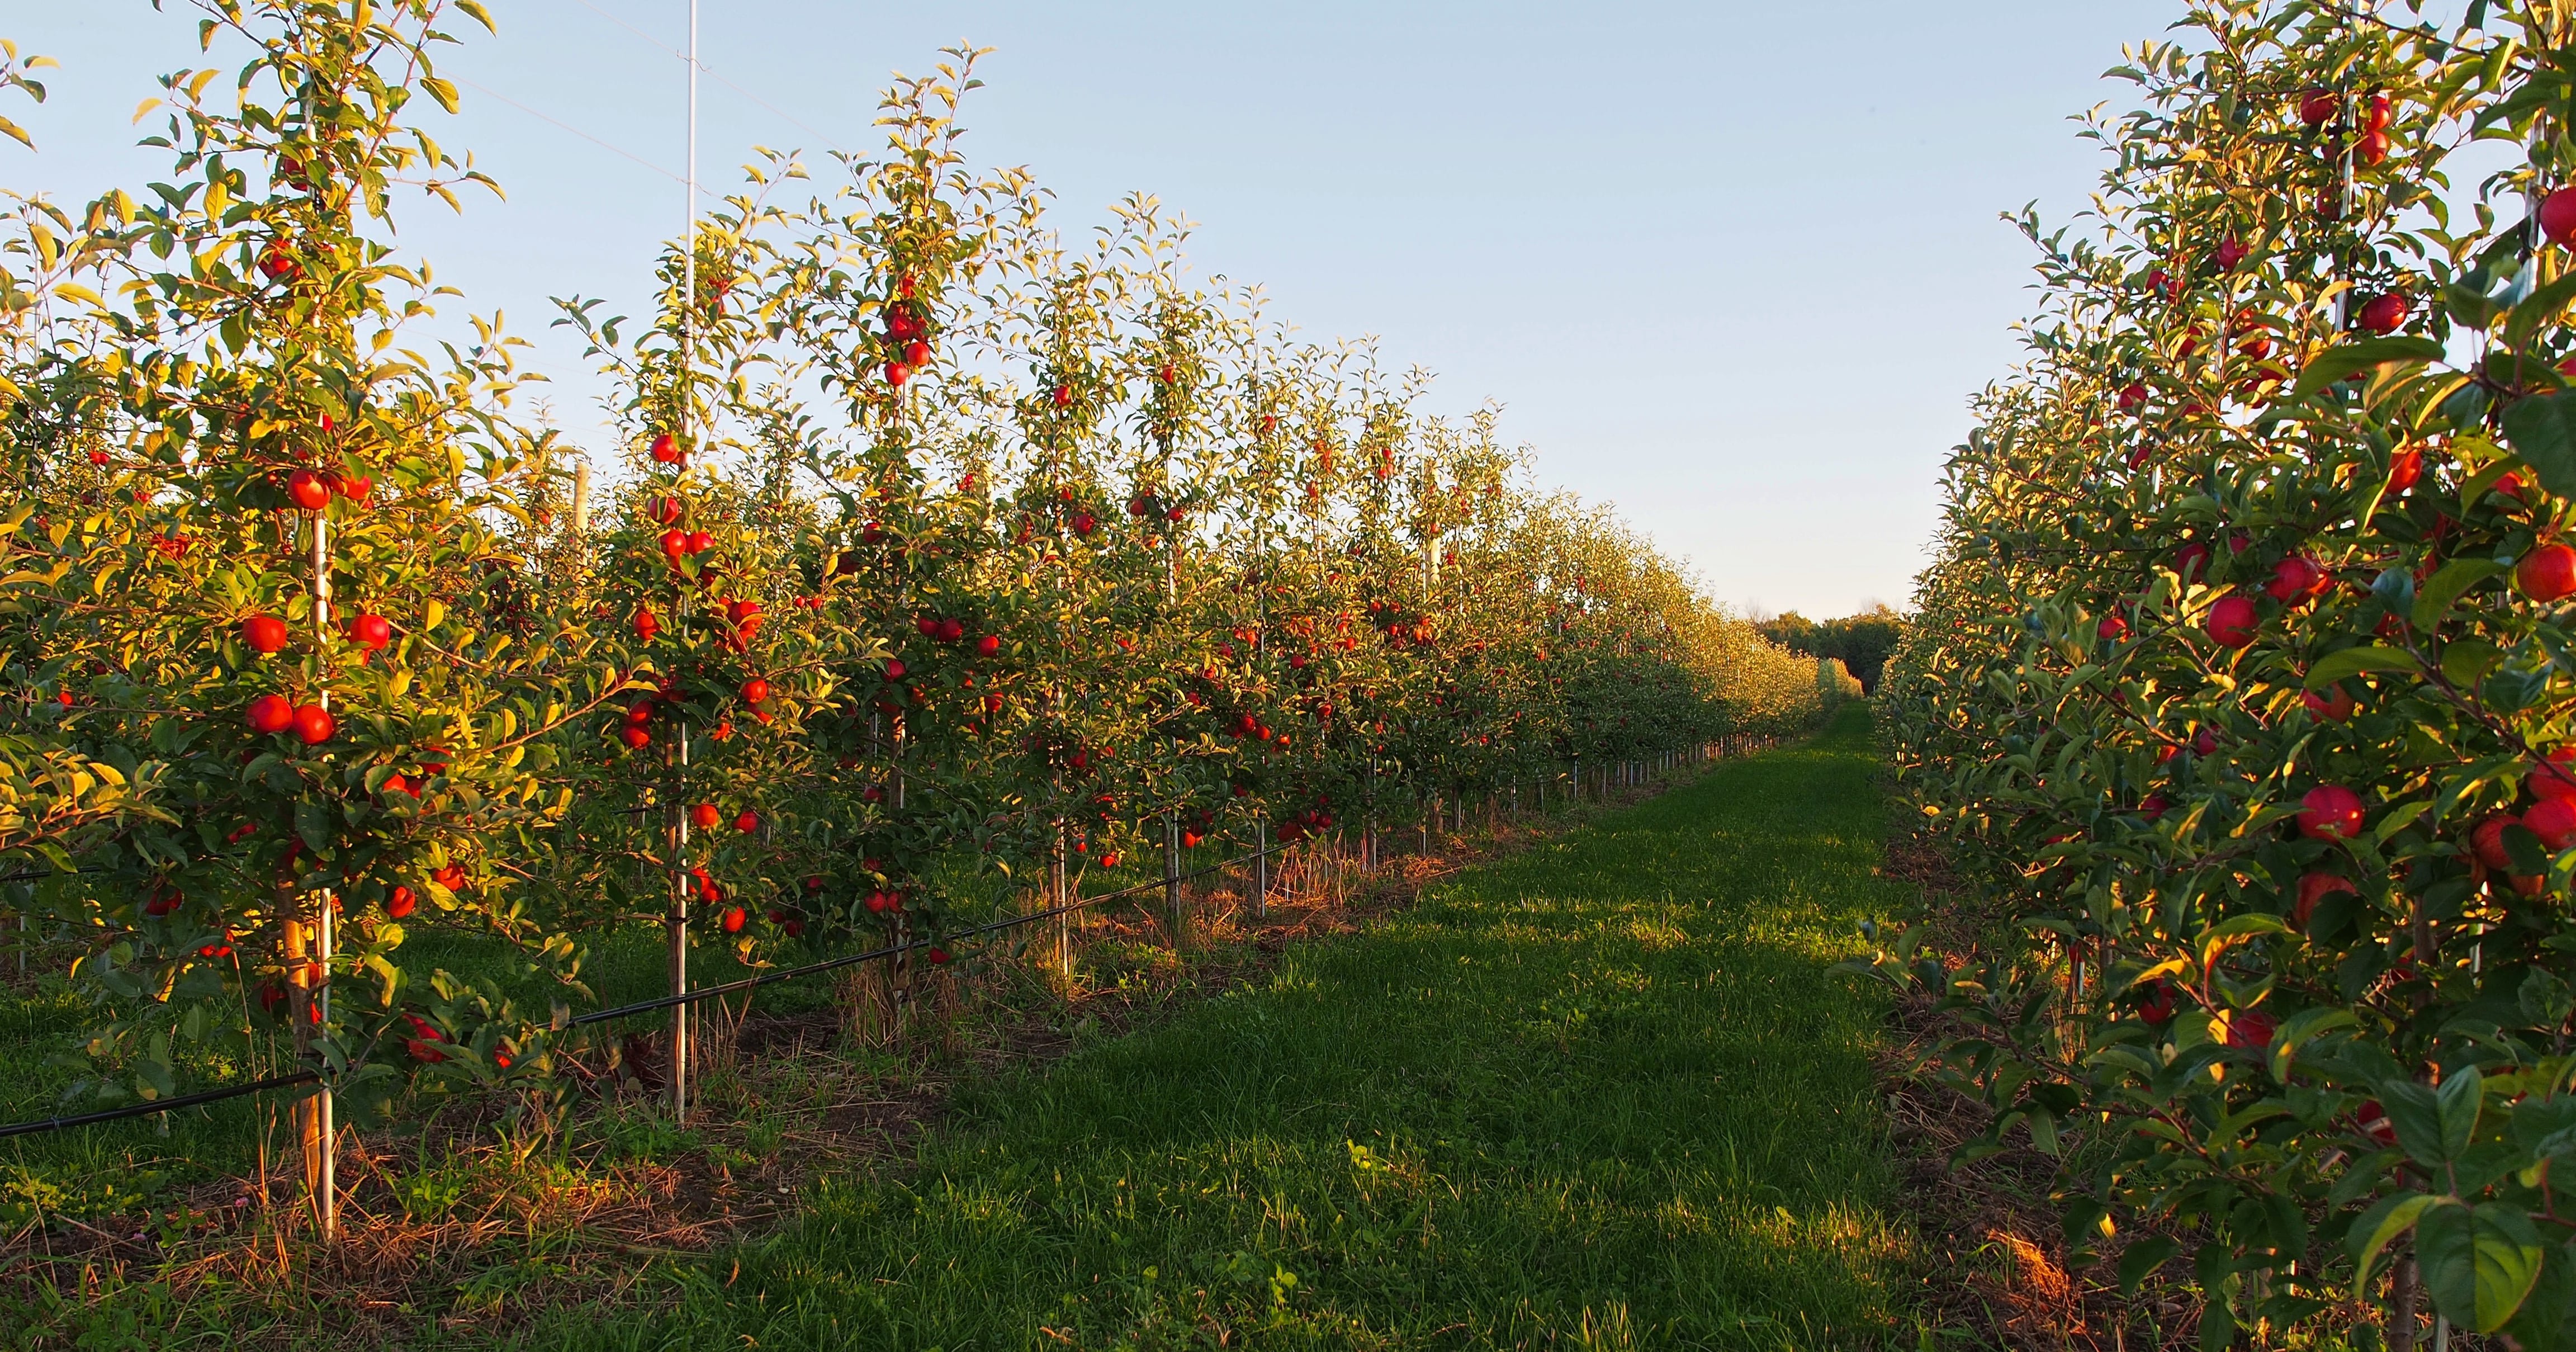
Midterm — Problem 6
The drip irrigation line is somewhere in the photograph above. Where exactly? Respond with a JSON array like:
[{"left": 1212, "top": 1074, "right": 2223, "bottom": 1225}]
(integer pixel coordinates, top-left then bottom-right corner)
[
  {"left": 0, "top": 1069, "right": 319, "bottom": 1142},
  {"left": 0, "top": 840, "right": 1292, "bottom": 1140}
]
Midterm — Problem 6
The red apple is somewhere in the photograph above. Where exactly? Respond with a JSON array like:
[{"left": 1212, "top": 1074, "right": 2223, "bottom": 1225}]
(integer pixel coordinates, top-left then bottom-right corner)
[
  {"left": 2296, "top": 87, "right": 2337, "bottom": 126},
  {"left": 2138, "top": 793, "right": 2168, "bottom": 821},
  {"left": 2528, "top": 747, "right": 2576, "bottom": 803},
  {"left": 2297, "top": 784, "right": 2365, "bottom": 840},
  {"left": 2527, "top": 797, "right": 2576, "bottom": 852},
  {"left": 2097, "top": 613, "right": 2128, "bottom": 641},
  {"left": 684, "top": 529, "right": 712, "bottom": 555},
  {"left": 659, "top": 528, "right": 689, "bottom": 557},
  {"left": 886, "top": 362, "right": 912, "bottom": 386},
  {"left": 248, "top": 693, "right": 293, "bottom": 734},
  {"left": 2544, "top": 187, "right": 2576, "bottom": 247},
  {"left": 634, "top": 608, "right": 660, "bottom": 642},
  {"left": 619, "top": 724, "right": 651, "bottom": 750},
  {"left": 2357, "top": 292, "right": 2407, "bottom": 335},
  {"left": 2206, "top": 593, "right": 2259, "bottom": 647},
  {"left": 2358, "top": 129, "right": 2389, "bottom": 166},
  {"left": 690, "top": 802, "right": 721, "bottom": 831},
  {"left": 905, "top": 339, "right": 930, "bottom": 368},
  {"left": 734, "top": 809, "right": 759, "bottom": 834},
  {"left": 243, "top": 614, "right": 288, "bottom": 654},
  {"left": 741, "top": 677, "right": 770, "bottom": 705},
  {"left": 286, "top": 468, "right": 332, "bottom": 511},
  {"left": 2518, "top": 543, "right": 2576, "bottom": 602},
  {"left": 2303, "top": 682, "right": 2357, "bottom": 722},
  {"left": 884, "top": 658, "right": 907, "bottom": 680},
  {"left": 976, "top": 634, "right": 1001, "bottom": 658},
  {"left": 2293, "top": 873, "right": 2356, "bottom": 928},
  {"left": 2363, "top": 91, "right": 2391, "bottom": 130},
  {"left": 650, "top": 432, "right": 682, "bottom": 464},
  {"left": 2214, "top": 237, "right": 2250, "bottom": 270},
  {"left": 387, "top": 885, "right": 417, "bottom": 920},
  {"left": 2264, "top": 555, "right": 2328, "bottom": 606},
  {"left": 1053, "top": 384, "right": 1072, "bottom": 407},
  {"left": 721, "top": 905, "right": 746, "bottom": 934},
  {"left": 937, "top": 618, "right": 965, "bottom": 642},
  {"left": 348, "top": 612, "right": 391, "bottom": 650},
  {"left": 291, "top": 703, "right": 335, "bottom": 745},
  {"left": 2224, "top": 1009, "right": 2276, "bottom": 1050},
  {"left": 2174, "top": 541, "right": 2212, "bottom": 579},
  {"left": 2474, "top": 815, "right": 2518, "bottom": 871}
]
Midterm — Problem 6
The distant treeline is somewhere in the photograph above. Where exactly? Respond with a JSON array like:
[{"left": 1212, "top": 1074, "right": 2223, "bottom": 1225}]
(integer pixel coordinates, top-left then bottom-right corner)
[{"left": 1755, "top": 606, "right": 1901, "bottom": 694}]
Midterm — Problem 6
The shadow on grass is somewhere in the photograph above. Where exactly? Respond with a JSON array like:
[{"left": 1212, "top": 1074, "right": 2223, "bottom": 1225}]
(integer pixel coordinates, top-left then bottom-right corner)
[{"left": 522, "top": 705, "right": 1914, "bottom": 1351}]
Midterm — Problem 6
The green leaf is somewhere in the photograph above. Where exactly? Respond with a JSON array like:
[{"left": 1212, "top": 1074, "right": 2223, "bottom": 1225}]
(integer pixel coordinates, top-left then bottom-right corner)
[
  {"left": 2350, "top": 1190, "right": 2445, "bottom": 1281},
  {"left": 2438, "top": 1064, "right": 2488, "bottom": 1160},
  {"left": 2443, "top": 637, "right": 2506, "bottom": 688},
  {"left": 2294, "top": 335, "right": 2447, "bottom": 396},
  {"left": 2269, "top": 1007, "right": 2359, "bottom": 1082},
  {"left": 2511, "top": 272, "right": 2576, "bottom": 341},
  {"left": 2512, "top": 1096, "right": 2576, "bottom": 1159},
  {"left": 2416, "top": 559, "right": 2508, "bottom": 630},
  {"left": 2503, "top": 391, "right": 2576, "bottom": 497},
  {"left": 2307, "top": 645, "right": 2418, "bottom": 689},
  {"left": 2417, "top": 1200, "right": 2546, "bottom": 1332},
  {"left": 2521, "top": 968, "right": 2576, "bottom": 1028},
  {"left": 2373, "top": 565, "right": 2418, "bottom": 616}
]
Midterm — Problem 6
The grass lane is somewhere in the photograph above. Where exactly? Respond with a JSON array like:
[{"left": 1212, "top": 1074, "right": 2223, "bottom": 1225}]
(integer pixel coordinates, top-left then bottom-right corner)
[{"left": 529, "top": 703, "right": 1911, "bottom": 1350}]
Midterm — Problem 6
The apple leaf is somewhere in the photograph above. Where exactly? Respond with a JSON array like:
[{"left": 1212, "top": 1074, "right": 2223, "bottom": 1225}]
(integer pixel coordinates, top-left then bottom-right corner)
[
  {"left": 2414, "top": 559, "right": 2507, "bottom": 630},
  {"left": 2306, "top": 645, "right": 2417, "bottom": 689},
  {"left": 2293, "top": 335, "right": 2447, "bottom": 396},
  {"left": 2417, "top": 1199, "right": 2546, "bottom": 1332},
  {"left": 2501, "top": 391, "right": 2576, "bottom": 498}
]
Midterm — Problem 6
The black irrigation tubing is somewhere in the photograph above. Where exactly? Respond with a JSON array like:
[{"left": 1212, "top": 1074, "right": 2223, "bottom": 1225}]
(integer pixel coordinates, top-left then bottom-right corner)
[
  {"left": 0, "top": 841, "right": 1294, "bottom": 1141},
  {"left": 0, "top": 1069, "right": 320, "bottom": 1142}
]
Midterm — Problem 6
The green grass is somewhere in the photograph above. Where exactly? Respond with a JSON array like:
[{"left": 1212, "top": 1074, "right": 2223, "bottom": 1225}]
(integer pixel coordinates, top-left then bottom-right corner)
[{"left": 514, "top": 703, "right": 1912, "bottom": 1350}]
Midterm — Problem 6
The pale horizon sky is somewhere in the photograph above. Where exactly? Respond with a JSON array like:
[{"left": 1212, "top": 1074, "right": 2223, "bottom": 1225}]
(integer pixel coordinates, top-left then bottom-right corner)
[{"left": 2, "top": 1, "right": 2174, "bottom": 620}]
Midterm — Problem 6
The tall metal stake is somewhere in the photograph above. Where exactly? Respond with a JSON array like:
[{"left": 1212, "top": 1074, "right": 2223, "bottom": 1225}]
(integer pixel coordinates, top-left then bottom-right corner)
[
  {"left": 296, "top": 509, "right": 338, "bottom": 1241},
  {"left": 667, "top": 0, "right": 701, "bottom": 1124}
]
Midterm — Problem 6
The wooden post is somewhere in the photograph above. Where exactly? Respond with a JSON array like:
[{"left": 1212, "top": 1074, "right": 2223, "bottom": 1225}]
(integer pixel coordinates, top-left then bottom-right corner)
[
  {"left": 1163, "top": 812, "right": 1187, "bottom": 948},
  {"left": 669, "top": 720, "right": 691, "bottom": 1121},
  {"left": 298, "top": 508, "right": 337, "bottom": 1241},
  {"left": 1253, "top": 819, "right": 1268, "bottom": 919},
  {"left": 1053, "top": 820, "right": 1071, "bottom": 974}
]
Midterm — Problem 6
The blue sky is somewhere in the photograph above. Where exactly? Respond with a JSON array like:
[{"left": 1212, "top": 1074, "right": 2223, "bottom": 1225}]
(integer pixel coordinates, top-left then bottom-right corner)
[{"left": 3, "top": 1, "right": 2173, "bottom": 618}]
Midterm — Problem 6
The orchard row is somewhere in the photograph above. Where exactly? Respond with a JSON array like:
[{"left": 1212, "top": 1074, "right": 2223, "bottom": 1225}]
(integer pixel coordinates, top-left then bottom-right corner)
[
  {"left": 0, "top": 4, "right": 1836, "bottom": 1124},
  {"left": 1871, "top": 3, "right": 2576, "bottom": 1344}
]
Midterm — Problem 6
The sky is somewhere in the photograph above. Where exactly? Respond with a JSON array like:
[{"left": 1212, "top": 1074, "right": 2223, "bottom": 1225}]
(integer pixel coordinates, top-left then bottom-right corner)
[{"left": 0, "top": 0, "right": 2177, "bottom": 620}]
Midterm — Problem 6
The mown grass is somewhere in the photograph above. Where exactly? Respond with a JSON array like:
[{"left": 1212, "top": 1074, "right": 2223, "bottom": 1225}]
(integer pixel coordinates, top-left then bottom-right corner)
[{"left": 513, "top": 703, "right": 1912, "bottom": 1350}]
